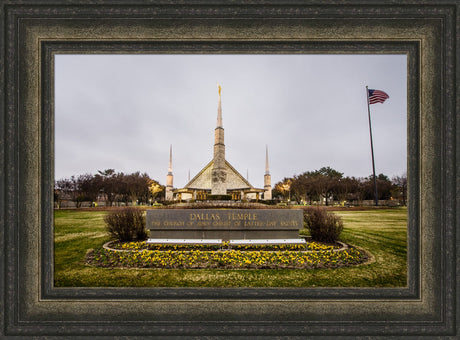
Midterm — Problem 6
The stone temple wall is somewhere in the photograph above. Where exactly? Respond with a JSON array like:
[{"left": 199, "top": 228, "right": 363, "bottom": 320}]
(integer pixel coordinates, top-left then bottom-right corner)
[
  {"left": 188, "top": 165, "right": 212, "bottom": 189},
  {"left": 225, "top": 165, "right": 249, "bottom": 190},
  {"left": 187, "top": 161, "right": 251, "bottom": 192}
]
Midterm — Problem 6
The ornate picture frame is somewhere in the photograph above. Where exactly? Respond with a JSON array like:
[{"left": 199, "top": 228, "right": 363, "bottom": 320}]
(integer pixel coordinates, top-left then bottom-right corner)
[{"left": 1, "top": 1, "right": 457, "bottom": 337}]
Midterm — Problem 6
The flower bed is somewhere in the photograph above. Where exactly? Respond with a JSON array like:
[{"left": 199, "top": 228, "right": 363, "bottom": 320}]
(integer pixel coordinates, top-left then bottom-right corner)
[
  {"left": 108, "top": 240, "right": 341, "bottom": 252},
  {"left": 86, "top": 241, "right": 367, "bottom": 269}
]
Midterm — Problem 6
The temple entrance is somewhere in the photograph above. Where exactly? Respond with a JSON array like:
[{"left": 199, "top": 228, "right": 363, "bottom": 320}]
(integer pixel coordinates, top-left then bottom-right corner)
[
  {"left": 196, "top": 191, "right": 207, "bottom": 200},
  {"left": 231, "top": 192, "right": 241, "bottom": 200}
]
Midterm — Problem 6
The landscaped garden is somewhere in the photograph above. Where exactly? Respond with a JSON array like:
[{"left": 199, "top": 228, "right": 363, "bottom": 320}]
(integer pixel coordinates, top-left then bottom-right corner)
[
  {"left": 54, "top": 206, "right": 407, "bottom": 287},
  {"left": 86, "top": 240, "right": 366, "bottom": 270}
]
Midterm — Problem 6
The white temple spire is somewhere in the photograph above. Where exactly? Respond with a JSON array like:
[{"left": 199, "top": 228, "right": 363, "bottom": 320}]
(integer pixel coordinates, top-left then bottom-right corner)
[
  {"left": 264, "top": 144, "right": 272, "bottom": 200},
  {"left": 168, "top": 144, "right": 173, "bottom": 174},
  {"left": 211, "top": 83, "right": 227, "bottom": 195},
  {"left": 265, "top": 145, "right": 270, "bottom": 175},
  {"left": 216, "top": 83, "right": 223, "bottom": 128},
  {"left": 165, "top": 144, "right": 174, "bottom": 201}
]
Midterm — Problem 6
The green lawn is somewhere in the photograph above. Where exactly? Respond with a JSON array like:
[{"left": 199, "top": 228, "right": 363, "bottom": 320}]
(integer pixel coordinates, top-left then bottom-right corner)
[{"left": 54, "top": 207, "right": 407, "bottom": 287}]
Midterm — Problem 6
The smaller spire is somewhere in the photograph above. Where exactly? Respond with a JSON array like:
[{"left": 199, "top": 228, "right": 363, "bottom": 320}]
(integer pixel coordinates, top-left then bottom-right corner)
[
  {"left": 264, "top": 144, "right": 272, "bottom": 200},
  {"left": 216, "top": 83, "right": 223, "bottom": 128},
  {"left": 165, "top": 144, "right": 174, "bottom": 201},
  {"left": 265, "top": 145, "right": 270, "bottom": 175},
  {"left": 168, "top": 144, "right": 173, "bottom": 174}
]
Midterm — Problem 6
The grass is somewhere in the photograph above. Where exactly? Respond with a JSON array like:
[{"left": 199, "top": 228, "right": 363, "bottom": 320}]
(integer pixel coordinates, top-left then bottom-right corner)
[{"left": 54, "top": 207, "right": 407, "bottom": 287}]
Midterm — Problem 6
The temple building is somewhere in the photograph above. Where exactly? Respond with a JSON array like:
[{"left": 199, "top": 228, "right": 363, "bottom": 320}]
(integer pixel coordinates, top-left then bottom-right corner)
[{"left": 167, "top": 85, "right": 272, "bottom": 201}]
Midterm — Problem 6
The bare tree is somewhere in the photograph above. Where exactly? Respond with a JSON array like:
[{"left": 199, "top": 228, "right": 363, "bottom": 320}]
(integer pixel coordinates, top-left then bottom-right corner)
[
  {"left": 55, "top": 176, "right": 86, "bottom": 207},
  {"left": 55, "top": 178, "right": 75, "bottom": 208},
  {"left": 336, "top": 176, "right": 359, "bottom": 204},
  {"left": 96, "top": 169, "right": 117, "bottom": 207},
  {"left": 392, "top": 173, "right": 407, "bottom": 205},
  {"left": 124, "top": 172, "right": 151, "bottom": 205},
  {"left": 313, "top": 167, "right": 343, "bottom": 206},
  {"left": 78, "top": 173, "right": 99, "bottom": 203}
]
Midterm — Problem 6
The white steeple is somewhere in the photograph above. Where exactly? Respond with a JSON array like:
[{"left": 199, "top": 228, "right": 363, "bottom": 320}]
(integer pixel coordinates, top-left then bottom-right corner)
[
  {"left": 265, "top": 145, "right": 270, "bottom": 175},
  {"left": 168, "top": 144, "right": 173, "bottom": 174},
  {"left": 216, "top": 83, "right": 223, "bottom": 128},
  {"left": 211, "top": 84, "right": 227, "bottom": 195},
  {"left": 165, "top": 144, "right": 174, "bottom": 201},
  {"left": 264, "top": 145, "right": 272, "bottom": 200}
]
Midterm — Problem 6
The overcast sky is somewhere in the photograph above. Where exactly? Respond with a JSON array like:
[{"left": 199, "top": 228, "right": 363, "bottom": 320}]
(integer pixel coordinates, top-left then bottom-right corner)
[{"left": 55, "top": 54, "right": 407, "bottom": 189}]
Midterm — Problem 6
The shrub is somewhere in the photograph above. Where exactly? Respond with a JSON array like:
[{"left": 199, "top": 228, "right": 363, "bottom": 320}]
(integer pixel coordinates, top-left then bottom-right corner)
[
  {"left": 207, "top": 194, "right": 232, "bottom": 201},
  {"left": 303, "top": 207, "right": 343, "bottom": 243},
  {"left": 104, "top": 207, "right": 147, "bottom": 242},
  {"left": 260, "top": 200, "right": 277, "bottom": 205}
]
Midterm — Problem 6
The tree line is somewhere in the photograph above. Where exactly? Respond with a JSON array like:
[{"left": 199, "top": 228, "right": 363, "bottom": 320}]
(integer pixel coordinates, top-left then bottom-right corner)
[
  {"left": 272, "top": 166, "right": 407, "bottom": 206},
  {"left": 54, "top": 169, "right": 164, "bottom": 208},
  {"left": 55, "top": 166, "right": 407, "bottom": 207}
]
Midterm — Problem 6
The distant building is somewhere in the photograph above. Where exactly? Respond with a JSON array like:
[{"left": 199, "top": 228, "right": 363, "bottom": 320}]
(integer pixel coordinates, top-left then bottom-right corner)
[{"left": 167, "top": 85, "right": 272, "bottom": 201}]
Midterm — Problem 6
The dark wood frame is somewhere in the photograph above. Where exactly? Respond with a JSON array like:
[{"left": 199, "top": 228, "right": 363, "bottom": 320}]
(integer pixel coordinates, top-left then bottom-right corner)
[{"left": 1, "top": 1, "right": 457, "bottom": 337}]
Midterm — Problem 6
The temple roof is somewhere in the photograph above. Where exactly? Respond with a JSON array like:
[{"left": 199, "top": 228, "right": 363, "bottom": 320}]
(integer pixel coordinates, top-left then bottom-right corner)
[{"left": 184, "top": 159, "right": 259, "bottom": 191}]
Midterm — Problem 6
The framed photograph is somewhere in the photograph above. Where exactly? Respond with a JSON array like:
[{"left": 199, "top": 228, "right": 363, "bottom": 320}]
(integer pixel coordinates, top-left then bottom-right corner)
[
  {"left": 1, "top": 1, "right": 457, "bottom": 338},
  {"left": 52, "top": 52, "right": 408, "bottom": 289}
]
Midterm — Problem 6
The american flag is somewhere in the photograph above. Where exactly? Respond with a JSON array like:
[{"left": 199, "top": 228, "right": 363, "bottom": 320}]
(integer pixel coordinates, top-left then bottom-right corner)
[{"left": 368, "top": 89, "right": 389, "bottom": 104}]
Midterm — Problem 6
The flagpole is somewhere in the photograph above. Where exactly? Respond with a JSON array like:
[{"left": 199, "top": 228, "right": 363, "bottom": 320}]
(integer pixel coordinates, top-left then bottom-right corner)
[{"left": 366, "top": 86, "right": 379, "bottom": 206}]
